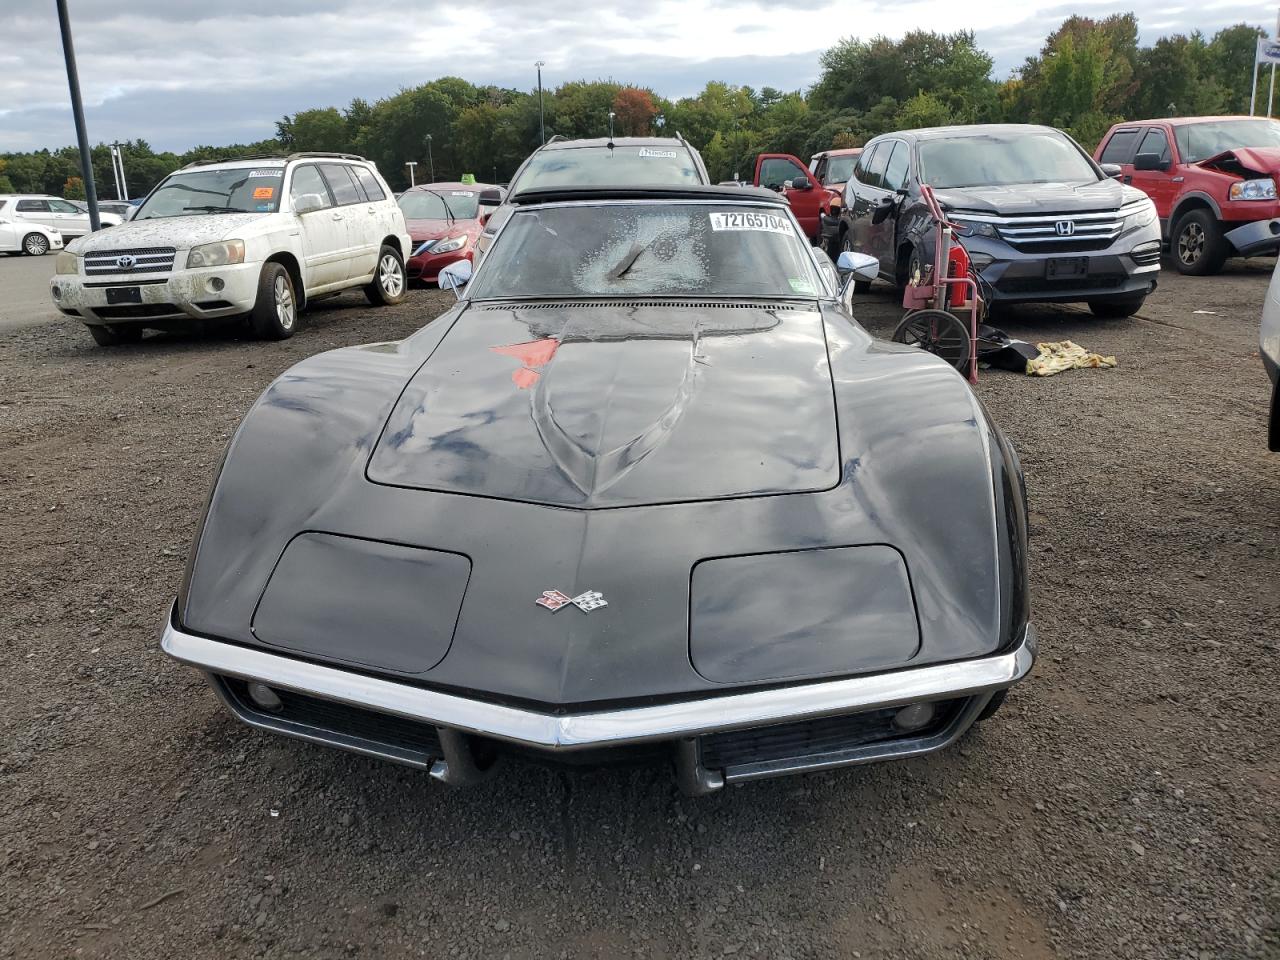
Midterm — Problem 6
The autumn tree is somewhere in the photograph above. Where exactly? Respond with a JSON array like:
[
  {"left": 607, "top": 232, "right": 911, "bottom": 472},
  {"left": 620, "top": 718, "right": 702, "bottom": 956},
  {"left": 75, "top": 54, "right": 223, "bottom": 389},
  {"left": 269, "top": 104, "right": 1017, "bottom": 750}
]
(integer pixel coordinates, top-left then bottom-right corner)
[{"left": 612, "top": 87, "right": 658, "bottom": 136}]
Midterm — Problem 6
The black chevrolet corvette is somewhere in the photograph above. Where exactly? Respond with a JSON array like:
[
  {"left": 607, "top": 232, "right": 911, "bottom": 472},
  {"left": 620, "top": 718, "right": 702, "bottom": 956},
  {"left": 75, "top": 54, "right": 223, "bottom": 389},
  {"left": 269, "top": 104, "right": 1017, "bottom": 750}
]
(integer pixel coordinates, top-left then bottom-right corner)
[{"left": 163, "top": 184, "right": 1035, "bottom": 794}]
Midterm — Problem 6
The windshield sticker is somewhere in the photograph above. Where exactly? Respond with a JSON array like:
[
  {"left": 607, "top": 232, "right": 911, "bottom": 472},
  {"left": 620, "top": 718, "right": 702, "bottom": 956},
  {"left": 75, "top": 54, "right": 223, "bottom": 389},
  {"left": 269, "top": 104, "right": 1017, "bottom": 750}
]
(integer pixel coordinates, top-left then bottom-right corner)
[
  {"left": 450, "top": 191, "right": 475, "bottom": 197},
  {"left": 639, "top": 148, "right": 677, "bottom": 158},
  {"left": 252, "top": 186, "right": 275, "bottom": 200},
  {"left": 788, "top": 278, "right": 817, "bottom": 294},
  {"left": 709, "top": 211, "right": 792, "bottom": 234},
  {"left": 247, "top": 169, "right": 281, "bottom": 178}
]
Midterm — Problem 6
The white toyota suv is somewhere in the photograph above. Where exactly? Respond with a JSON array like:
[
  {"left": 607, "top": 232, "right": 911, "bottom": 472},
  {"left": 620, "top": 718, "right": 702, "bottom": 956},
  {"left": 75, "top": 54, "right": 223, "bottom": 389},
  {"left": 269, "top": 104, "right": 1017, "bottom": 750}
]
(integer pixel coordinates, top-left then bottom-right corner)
[{"left": 50, "top": 153, "right": 412, "bottom": 346}]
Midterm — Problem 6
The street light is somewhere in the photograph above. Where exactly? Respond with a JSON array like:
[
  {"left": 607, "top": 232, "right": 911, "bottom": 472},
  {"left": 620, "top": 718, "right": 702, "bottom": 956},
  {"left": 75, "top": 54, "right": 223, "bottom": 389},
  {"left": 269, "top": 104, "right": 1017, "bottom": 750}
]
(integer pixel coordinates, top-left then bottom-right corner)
[
  {"left": 110, "top": 142, "right": 128, "bottom": 200},
  {"left": 405, "top": 161, "right": 417, "bottom": 188},
  {"left": 54, "top": 0, "right": 101, "bottom": 231},
  {"left": 535, "top": 61, "right": 546, "bottom": 145},
  {"left": 608, "top": 110, "right": 616, "bottom": 141},
  {"left": 654, "top": 113, "right": 665, "bottom": 132},
  {"left": 425, "top": 134, "right": 435, "bottom": 182}
]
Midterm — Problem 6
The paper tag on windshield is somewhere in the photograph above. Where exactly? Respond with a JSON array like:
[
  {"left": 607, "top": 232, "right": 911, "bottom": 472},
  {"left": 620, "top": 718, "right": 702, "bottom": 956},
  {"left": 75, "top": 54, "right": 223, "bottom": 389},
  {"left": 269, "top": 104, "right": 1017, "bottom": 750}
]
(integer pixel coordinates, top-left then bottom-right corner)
[
  {"left": 451, "top": 191, "right": 475, "bottom": 196},
  {"left": 247, "top": 169, "right": 281, "bottom": 178},
  {"left": 709, "top": 211, "right": 792, "bottom": 234},
  {"left": 638, "top": 148, "right": 676, "bottom": 158}
]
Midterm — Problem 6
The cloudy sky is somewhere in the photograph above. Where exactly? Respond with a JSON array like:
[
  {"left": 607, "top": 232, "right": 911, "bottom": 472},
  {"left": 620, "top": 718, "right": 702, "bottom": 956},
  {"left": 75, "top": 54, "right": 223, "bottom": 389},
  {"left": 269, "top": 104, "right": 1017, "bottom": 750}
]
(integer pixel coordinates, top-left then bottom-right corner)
[{"left": 1, "top": 0, "right": 1270, "bottom": 153}]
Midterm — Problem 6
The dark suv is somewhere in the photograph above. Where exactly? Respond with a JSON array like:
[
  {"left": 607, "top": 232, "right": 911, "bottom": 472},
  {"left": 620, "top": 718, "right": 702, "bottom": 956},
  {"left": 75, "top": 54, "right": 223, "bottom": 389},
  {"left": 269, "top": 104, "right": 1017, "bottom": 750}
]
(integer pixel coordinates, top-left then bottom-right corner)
[
  {"left": 838, "top": 124, "right": 1162, "bottom": 317},
  {"left": 475, "top": 136, "right": 710, "bottom": 261}
]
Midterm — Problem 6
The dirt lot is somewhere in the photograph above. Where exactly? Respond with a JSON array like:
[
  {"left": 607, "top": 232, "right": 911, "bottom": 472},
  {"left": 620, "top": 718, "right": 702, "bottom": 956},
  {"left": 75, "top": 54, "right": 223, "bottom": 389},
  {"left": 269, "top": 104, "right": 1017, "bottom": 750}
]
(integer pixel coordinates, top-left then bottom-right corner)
[{"left": 1, "top": 265, "right": 1277, "bottom": 960}]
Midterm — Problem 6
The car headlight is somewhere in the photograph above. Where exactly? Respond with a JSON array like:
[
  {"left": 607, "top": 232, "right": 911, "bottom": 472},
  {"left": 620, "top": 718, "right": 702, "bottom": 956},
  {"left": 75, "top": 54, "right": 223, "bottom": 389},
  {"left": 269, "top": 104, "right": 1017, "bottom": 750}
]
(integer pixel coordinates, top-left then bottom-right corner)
[
  {"left": 54, "top": 252, "right": 79, "bottom": 275},
  {"left": 1123, "top": 199, "right": 1158, "bottom": 231},
  {"left": 950, "top": 218, "right": 998, "bottom": 239},
  {"left": 186, "top": 239, "right": 245, "bottom": 269},
  {"left": 1229, "top": 178, "right": 1278, "bottom": 201},
  {"left": 412, "top": 239, "right": 437, "bottom": 257},
  {"left": 431, "top": 235, "right": 467, "bottom": 254}
]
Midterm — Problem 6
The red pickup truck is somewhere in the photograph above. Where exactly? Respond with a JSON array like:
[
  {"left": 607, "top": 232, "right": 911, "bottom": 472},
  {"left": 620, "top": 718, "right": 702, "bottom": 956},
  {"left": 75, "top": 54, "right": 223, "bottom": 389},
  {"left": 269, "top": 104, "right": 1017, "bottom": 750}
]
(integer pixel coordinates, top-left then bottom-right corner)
[
  {"left": 1094, "top": 116, "right": 1280, "bottom": 275},
  {"left": 744, "top": 153, "right": 838, "bottom": 245}
]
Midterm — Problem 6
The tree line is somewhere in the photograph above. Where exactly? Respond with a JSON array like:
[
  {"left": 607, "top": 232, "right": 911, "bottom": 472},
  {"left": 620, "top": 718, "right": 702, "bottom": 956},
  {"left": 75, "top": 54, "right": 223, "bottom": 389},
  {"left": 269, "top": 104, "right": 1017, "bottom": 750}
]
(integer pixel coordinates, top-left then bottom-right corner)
[{"left": 0, "top": 15, "right": 1266, "bottom": 199}]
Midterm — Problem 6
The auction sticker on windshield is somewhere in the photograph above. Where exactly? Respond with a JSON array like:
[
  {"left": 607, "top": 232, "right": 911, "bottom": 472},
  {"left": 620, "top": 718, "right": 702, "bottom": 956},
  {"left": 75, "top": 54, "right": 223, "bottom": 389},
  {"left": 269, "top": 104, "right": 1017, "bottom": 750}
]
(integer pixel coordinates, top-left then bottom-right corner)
[{"left": 709, "top": 211, "right": 792, "bottom": 234}]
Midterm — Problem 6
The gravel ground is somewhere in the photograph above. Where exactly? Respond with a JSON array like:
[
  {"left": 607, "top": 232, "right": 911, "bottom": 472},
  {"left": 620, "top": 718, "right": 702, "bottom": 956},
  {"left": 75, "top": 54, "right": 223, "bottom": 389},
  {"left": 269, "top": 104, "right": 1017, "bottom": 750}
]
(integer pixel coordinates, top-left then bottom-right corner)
[{"left": 1, "top": 266, "right": 1276, "bottom": 960}]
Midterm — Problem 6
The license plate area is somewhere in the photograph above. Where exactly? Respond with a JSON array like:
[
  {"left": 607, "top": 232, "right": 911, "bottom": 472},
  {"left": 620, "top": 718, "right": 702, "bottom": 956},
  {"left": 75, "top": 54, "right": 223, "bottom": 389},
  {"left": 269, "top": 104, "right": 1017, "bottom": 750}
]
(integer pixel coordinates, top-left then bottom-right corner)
[
  {"left": 105, "top": 286, "right": 142, "bottom": 305},
  {"left": 1046, "top": 257, "right": 1088, "bottom": 279}
]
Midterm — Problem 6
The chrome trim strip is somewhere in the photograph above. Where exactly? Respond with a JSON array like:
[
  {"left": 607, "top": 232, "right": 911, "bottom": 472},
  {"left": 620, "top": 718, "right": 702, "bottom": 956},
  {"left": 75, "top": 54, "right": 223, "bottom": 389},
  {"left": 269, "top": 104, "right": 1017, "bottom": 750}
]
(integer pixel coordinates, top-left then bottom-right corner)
[{"left": 162, "top": 609, "right": 1036, "bottom": 751}]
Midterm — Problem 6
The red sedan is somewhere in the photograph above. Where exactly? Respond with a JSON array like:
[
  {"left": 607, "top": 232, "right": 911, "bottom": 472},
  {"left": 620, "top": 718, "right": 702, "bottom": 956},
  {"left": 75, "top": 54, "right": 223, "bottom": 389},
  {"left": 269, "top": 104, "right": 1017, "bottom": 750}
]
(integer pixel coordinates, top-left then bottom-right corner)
[{"left": 398, "top": 183, "right": 503, "bottom": 284}]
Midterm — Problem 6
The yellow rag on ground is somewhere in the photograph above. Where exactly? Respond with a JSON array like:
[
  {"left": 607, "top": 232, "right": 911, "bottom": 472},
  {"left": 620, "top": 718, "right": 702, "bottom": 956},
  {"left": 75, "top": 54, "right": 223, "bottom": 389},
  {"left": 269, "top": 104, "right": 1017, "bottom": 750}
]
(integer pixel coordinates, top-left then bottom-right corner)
[{"left": 1026, "top": 340, "right": 1117, "bottom": 377}]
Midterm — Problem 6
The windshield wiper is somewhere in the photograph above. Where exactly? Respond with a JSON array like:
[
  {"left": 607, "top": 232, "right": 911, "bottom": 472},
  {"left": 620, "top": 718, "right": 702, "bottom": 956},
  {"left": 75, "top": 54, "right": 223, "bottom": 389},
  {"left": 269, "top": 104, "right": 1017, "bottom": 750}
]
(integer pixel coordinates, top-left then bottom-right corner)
[
  {"left": 182, "top": 205, "right": 252, "bottom": 213},
  {"left": 608, "top": 241, "right": 650, "bottom": 280}
]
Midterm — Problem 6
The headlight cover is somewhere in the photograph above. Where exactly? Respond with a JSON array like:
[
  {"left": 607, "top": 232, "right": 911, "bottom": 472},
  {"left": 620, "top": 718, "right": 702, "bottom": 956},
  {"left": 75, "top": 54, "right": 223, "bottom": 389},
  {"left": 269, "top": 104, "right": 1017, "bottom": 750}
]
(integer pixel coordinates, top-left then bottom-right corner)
[
  {"left": 1122, "top": 198, "right": 1158, "bottom": 231},
  {"left": 950, "top": 218, "right": 999, "bottom": 239},
  {"left": 54, "top": 251, "right": 79, "bottom": 275},
  {"left": 1229, "top": 178, "right": 1278, "bottom": 201},
  {"left": 432, "top": 235, "right": 467, "bottom": 254},
  {"left": 187, "top": 239, "right": 245, "bottom": 269}
]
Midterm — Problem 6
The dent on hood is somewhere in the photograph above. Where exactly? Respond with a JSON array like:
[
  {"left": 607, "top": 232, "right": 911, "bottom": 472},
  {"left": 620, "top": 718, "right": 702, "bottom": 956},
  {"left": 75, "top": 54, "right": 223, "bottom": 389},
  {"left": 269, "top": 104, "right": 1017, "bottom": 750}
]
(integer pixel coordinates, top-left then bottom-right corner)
[{"left": 1198, "top": 150, "right": 1268, "bottom": 178}]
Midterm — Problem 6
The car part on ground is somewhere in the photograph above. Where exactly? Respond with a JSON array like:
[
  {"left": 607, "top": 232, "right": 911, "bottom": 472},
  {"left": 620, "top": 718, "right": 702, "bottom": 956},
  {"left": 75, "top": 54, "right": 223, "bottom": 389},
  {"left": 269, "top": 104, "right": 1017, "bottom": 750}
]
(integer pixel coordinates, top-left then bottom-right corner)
[
  {"left": 1095, "top": 115, "right": 1280, "bottom": 276},
  {"left": 163, "top": 184, "right": 1034, "bottom": 793},
  {"left": 840, "top": 124, "right": 1161, "bottom": 313},
  {"left": 47, "top": 152, "right": 411, "bottom": 345}
]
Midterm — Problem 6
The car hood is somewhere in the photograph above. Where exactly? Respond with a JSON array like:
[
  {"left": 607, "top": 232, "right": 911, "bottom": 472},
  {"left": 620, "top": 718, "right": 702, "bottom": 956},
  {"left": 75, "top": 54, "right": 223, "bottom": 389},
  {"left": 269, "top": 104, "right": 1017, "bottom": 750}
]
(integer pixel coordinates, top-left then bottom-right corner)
[
  {"left": 66, "top": 213, "right": 266, "bottom": 254},
  {"left": 367, "top": 299, "right": 841, "bottom": 508},
  {"left": 935, "top": 178, "right": 1132, "bottom": 215},
  {"left": 406, "top": 218, "right": 481, "bottom": 246},
  {"left": 1198, "top": 146, "right": 1280, "bottom": 176}
]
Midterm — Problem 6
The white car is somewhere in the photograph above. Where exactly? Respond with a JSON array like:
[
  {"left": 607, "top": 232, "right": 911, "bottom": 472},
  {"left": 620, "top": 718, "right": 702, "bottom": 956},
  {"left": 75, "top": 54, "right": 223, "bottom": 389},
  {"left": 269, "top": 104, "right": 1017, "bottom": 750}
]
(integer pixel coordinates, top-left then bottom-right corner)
[
  {"left": 50, "top": 153, "right": 413, "bottom": 346},
  {"left": 0, "top": 202, "right": 64, "bottom": 255},
  {"left": 0, "top": 194, "right": 122, "bottom": 238}
]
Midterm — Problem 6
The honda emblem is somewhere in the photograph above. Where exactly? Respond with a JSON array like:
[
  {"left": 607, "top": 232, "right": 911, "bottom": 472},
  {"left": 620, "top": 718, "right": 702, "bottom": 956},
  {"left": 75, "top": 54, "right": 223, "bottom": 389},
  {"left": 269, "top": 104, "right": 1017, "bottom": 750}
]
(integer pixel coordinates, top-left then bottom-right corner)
[{"left": 1054, "top": 220, "right": 1076, "bottom": 237}]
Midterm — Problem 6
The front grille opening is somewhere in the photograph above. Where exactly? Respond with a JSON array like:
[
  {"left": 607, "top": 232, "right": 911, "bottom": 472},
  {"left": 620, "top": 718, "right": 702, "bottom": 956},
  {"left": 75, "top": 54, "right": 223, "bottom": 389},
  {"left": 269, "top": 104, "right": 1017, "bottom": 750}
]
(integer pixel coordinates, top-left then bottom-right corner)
[
  {"left": 699, "top": 699, "right": 964, "bottom": 770},
  {"left": 194, "top": 299, "right": 235, "bottom": 311},
  {"left": 221, "top": 677, "right": 442, "bottom": 760},
  {"left": 475, "top": 300, "right": 802, "bottom": 311},
  {"left": 996, "top": 276, "right": 1125, "bottom": 294},
  {"left": 92, "top": 304, "right": 183, "bottom": 320}
]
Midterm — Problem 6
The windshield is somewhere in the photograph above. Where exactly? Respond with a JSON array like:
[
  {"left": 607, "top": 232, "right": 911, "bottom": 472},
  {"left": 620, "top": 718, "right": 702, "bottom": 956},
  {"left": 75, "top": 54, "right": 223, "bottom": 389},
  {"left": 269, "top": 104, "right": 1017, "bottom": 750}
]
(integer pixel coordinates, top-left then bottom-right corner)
[
  {"left": 918, "top": 132, "right": 1098, "bottom": 189},
  {"left": 1175, "top": 119, "right": 1280, "bottom": 163},
  {"left": 823, "top": 155, "right": 858, "bottom": 184},
  {"left": 135, "top": 167, "right": 283, "bottom": 219},
  {"left": 398, "top": 189, "right": 481, "bottom": 221},
  {"left": 468, "top": 202, "right": 824, "bottom": 300},
  {"left": 512, "top": 146, "right": 700, "bottom": 192}
]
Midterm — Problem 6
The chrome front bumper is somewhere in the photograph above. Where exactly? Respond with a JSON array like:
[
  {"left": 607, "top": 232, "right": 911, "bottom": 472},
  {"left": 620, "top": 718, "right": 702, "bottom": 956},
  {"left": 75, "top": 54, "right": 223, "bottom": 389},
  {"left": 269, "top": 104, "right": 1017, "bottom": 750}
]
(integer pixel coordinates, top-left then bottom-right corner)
[{"left": 162, "top": 608, "right": 1036, "bottom": 792}]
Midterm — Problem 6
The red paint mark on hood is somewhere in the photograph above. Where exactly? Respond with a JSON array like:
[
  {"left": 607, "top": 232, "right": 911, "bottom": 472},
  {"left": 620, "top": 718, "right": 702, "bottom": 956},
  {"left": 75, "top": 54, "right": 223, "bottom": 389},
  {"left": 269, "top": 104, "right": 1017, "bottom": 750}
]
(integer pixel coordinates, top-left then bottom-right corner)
[{"left": 490, "top": 338, "right": 560, "bottom": 389}]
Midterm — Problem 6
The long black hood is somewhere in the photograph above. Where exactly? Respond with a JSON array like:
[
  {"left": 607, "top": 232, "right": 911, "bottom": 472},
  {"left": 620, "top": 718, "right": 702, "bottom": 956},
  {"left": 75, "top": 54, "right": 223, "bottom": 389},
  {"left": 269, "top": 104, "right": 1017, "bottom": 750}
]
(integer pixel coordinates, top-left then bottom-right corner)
[
  {"left": 935, "top": 178, "right": 1136, "bottom": 216},
  {"left": 367, "top": 300, "right": 841, "bottom": 507}
]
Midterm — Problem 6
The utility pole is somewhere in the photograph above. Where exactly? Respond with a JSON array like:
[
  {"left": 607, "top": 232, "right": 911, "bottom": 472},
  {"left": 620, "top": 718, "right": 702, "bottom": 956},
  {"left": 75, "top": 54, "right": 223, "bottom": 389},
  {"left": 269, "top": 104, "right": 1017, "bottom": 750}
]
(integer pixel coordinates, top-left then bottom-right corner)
[
  {"left": 111, "top": 142, "right": 128, "bottom": 200},
  {"left": 608, "top": 111, "right": 616, "bottom": 142},
  {"left": 425, "top": 134, "right": 435, "bottom": 182},
  {"left": 535, "top": 61, "right": 546, "bottom": 145},
  {"left": 107, "top": 144, "right": 123, "bottom": 200},
  {"left": 55, "top": 0, "right": 100, "bottom": 230},
  {"left": 405, "top": 161, "right": 417, "bottom": 188}
]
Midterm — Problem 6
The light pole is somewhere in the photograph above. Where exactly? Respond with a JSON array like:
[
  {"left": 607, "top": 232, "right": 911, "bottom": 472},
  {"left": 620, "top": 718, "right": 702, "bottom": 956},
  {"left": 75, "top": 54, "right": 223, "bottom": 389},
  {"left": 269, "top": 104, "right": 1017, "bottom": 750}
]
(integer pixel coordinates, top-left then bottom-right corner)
[
  {"left": 55, "top": 0, "right": 100, "bottom": 230},
  {"left": 608, "top": 110, "right": 616, "bottom": 141},
  {"left": 405, "top": 161, "right": 417, "bottom": 188},
  {"left": 425, "top": 134, "right": 435, "bottom": 182},
  {"left": 535, "top": 61, "right": 546, "bottom": 145},
  {"left": 111, "top": 142, "right": 128, "bottom": 200},
  {"left": 107, "top": 144, "right": 123, "bottom": 200}
]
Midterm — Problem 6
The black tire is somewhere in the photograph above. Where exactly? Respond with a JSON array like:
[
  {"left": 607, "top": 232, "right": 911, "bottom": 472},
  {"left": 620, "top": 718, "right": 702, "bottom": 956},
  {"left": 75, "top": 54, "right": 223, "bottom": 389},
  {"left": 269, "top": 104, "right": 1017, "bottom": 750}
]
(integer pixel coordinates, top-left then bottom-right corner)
[
  {"left": 365, "top": 244, "right": 407, "bottom": 306},
  {"left": 87, "top": 324, "right": 142, "bottom": 346},
  {"left": 840, "top": 232, "right": 872, "bottom": 293},
  {"left": 1171, "top": 209, "right": 1228, "bottom": 276},
  {"left": 892, "top": 308, "right": 972, "bottom": 373},
  {"left": 975, "top": 689, "right": 1008, "bottom": 723},
  {"left": 1088, "top": 294, "right": 1146, "bottom": 318},
  {"left": 897, "top": 245, "right": 923, "bottom": 290},
  {"left": 22, "top": 232, "right": 50, "bottom": 256},
  {"left": 250, "top": 262, "right": 298, "bottom": 340}
]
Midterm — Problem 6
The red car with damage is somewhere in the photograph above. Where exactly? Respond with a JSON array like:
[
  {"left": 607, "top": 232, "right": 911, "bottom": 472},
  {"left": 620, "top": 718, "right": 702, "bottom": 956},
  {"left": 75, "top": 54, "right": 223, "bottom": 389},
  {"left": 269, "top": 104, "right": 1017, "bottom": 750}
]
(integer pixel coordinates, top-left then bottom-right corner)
[
  {"left": 1094, "top": 116, "right": 1280, "bottom": 275},
  {"left": 398, "top": 183, "right": 503, "bottom": 284}
]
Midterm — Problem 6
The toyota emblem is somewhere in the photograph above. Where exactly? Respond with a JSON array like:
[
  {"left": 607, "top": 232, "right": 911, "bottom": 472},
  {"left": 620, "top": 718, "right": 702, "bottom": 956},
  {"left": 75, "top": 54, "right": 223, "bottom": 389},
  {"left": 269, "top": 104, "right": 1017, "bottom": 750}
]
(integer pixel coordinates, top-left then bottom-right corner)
[
  {"left": 116, "top": 254, "right": 137, "bottom": 270},
  {"left": 1054, "top": 220, "right": 1076, "bottom": 237}
]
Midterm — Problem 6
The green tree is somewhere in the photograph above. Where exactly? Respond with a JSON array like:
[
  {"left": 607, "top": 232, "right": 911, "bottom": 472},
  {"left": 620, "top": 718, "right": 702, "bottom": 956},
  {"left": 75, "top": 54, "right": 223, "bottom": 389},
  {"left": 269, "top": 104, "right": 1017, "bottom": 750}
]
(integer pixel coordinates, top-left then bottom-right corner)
[
  {"left": 1207, "top": 24, "right": 1267, "bottom": 114},
  {"left": 277, "top": 107, "right": 351, "bottom": 153}
]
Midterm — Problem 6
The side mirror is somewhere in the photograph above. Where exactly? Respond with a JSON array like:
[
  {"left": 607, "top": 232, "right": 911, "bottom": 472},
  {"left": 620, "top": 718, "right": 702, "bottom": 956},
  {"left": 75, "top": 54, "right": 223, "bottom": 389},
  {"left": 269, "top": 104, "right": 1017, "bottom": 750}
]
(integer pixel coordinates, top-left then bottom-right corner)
[
  {"left": 1099, "top": 162, "right": 1123, "bottom": 179},
  {"left": 1133, "top": 153, "right": 1169, "bottom": 172},
  {"left": 871, "top": 195, "right": 897, "bottom": 225},
  {"left": 478, "top": 188, "right": 502, "bottom": 207},
  {"left": 836, "top": 250, "right": 879, "bottom": 283},
  {"left": 788, "top": 176, "right": 813, "bottom": 191},
  {"left": 293, "top": 193, "right": 325, "bottom": 215},
  {"left": 439, "top": 259, "right": 473, "bottom": 298}
]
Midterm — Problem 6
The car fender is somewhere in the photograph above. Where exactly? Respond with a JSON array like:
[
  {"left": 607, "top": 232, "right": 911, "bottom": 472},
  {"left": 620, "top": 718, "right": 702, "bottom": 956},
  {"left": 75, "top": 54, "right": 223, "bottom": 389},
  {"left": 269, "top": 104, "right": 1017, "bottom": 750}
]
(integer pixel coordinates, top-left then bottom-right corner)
[{"left": 1170, "top": 189, "right": 1223, "bottom": 226}]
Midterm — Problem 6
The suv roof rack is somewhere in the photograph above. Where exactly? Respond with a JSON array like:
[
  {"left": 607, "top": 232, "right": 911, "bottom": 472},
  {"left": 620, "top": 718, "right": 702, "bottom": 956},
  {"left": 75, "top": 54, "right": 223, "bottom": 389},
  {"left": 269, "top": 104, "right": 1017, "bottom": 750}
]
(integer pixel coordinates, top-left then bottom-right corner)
[{"left": 179, "top": 151, "right": 369, "bottom": 170}]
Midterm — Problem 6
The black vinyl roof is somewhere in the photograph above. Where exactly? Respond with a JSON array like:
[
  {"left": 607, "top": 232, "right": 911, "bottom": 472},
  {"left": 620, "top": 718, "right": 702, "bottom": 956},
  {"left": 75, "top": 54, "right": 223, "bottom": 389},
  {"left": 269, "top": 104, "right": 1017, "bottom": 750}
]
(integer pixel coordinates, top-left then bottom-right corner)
[{"left": 508, "top": 184, "right": 785, "bottom": 205}]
